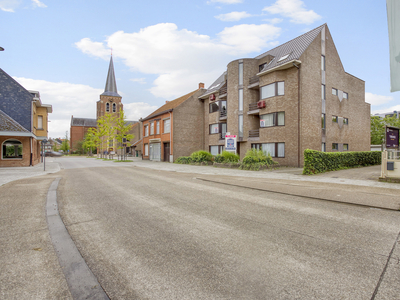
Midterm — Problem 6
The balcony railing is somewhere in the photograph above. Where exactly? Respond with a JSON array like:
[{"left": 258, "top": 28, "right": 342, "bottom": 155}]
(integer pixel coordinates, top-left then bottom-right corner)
[
  {"left": 249, "top": 129, "right": 259, "bottom": 138},
  {"left": 249, "top": 102, "right": 258, "bottom": 111},
  {"left": 219, "top": 85, "right": 227, "bottom": 95},
  {"left": 220, "top": 132, "right": 226, "bottom": 140},
  {"left": 249, "top": 76, "right": 259, "bottom": 85},
  {"left": 220, "top": 110, "right": 227, "bottom": 119}
]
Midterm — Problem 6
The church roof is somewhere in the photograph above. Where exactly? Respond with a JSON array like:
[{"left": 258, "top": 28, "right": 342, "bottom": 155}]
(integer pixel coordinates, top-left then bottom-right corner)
[
  {"left": 101, "top": 56, "right": 121, "bottom": 97},
  {"left": 71, "top": 117, "right": 97, "bottom": 127}
]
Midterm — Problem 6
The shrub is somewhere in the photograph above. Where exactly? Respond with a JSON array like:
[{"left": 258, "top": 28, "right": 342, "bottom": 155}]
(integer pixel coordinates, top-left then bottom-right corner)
[
  {"left": 175, "top": 156, "right": 192, "bottom": 164},
  {"left": 303, "top": 149, "right": 382, "bottom": 175},
  {"left": 191, "top": 150, "right": 213, "bottom": 163},
  {"left": 214, "top": 154, "right": 225, "bottom": 163},
  {"left": 240, "top": 149, "right": 277, "bottom": 170},
  {"left": 221, "top": 151, "right": 240, "bottom": 163}
]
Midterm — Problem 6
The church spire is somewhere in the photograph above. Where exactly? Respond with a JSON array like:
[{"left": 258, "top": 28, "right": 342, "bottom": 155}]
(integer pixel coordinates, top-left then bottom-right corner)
[{"left": 101, "top": 55, "right": 121, "bottom": 97}]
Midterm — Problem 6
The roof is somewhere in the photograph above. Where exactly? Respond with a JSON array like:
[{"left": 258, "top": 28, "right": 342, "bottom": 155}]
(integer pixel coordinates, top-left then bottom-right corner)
[
  {"left": 257, "top": 23, "right": 326, "bottom": 73},
  {"left": 201, "top": 72, "right": 227, "bottom": 97},
  {"left": 0, "top": 110, "right": 30, "bottom": 133},
  {"left": 142, "top": 89, "right": 200, "bottom": 121},
  {"left": 101, "top": 56, "right": 121, "bottom": 97},
  {"left": 71, "top": 117, "right": 97, "bottom": 127}
]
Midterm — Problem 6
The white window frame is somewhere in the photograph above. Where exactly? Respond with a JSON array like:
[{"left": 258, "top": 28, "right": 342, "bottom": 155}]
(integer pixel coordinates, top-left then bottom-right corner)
[
  {"left": 163, "top": 118, "right": 170, "bottom": 134},
  {"left": 37, "top": 115, "right": 43, "bottom": 129}
]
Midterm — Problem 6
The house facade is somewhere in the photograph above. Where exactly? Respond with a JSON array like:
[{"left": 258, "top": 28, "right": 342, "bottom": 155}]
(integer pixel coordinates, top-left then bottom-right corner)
[
  {"left": 141, "top": 83, "right": 206, "bottom": 162},
  {"left": 0, "top": 69, "right": 52, "bottom": 167},
  {"left": 199, "top": 24, "right": 370, "bottom": 167}
]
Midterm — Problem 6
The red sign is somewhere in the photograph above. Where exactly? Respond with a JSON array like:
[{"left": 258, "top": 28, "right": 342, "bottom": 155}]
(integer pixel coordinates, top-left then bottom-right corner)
[{"left": 209, "top": 94, "right": 216, "bottom": 101}]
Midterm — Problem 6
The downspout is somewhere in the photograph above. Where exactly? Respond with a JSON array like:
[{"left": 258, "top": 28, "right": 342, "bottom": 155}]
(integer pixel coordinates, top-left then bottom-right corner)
[
  {"left": 169, "top": 111, "right": 172, "bottom": 162},
  {"left": 293, "top": 62, "right": 301, "bottom": 168}
]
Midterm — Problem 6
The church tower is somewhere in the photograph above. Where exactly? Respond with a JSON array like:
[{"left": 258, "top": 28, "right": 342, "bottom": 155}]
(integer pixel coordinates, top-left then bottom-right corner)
[{"left": 96, "top": 55, "right": 123, "bottom": 120}]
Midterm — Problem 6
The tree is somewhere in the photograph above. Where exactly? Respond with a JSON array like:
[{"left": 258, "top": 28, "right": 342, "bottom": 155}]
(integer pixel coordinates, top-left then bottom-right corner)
[
  {"left": 52, "top": 141, "right": 59, "bottom": 152},
  {"left": 371, "top": 116, "right": 385, "bottom": 145},
  {"left": 83, "top": 130, "right": 97, "bottom": 156},
  {"left": 114, "top": 110, "right": 134, "bottom": 160},
  {"left": 97, "top": 113, "right": 116, "bottom": 158},
  {"left": 60, "top": 131, "right": 70, "bottom": 153}
]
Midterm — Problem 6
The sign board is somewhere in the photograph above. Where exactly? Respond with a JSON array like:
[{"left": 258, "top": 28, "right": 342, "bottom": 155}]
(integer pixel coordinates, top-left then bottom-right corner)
[
  {"left": 386, "top": 126, "right": 399, "bottom": 149},
  {"left": 225, "top": 133, "right": 237, "bottom": 153},
  {"left": 260, "top": 119, "right": 265, "bottom": 127}
]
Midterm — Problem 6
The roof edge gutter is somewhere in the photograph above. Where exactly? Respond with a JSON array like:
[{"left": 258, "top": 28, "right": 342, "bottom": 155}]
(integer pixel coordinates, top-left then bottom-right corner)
[{"left": 257, "top": 59, "right": 301, "bottom": 76}]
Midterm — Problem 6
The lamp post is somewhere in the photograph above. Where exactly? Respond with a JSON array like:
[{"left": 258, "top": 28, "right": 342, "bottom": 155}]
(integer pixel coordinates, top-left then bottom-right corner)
[{"left": 42, "top": 139, "right": 48, "bottom": 171}]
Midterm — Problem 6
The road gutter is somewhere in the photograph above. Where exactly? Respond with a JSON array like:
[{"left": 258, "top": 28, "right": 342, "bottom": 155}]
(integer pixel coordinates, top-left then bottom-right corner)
[{"left": 46, "top": 178, "right": 110, "bottom": 300}]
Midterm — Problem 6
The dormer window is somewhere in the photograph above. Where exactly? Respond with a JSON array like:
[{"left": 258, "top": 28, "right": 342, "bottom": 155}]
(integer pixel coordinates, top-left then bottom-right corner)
[
  {"left": 277, "top": 53, "right": 291, "bottom": 62},
  {"left": 112, "top": 103, "right": 116, "bottom": 112},
  {"left": 106, "top": 103, "right": 110, "bottom": 112}
]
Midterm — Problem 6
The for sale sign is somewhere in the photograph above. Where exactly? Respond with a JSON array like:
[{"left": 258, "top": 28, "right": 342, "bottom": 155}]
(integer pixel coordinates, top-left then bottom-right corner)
[
  {"left": 386, "top": 126, "right": 399, "bottom": 149},
  {"left": 225, "top": 134, "right": 237, "bottom": 153}
]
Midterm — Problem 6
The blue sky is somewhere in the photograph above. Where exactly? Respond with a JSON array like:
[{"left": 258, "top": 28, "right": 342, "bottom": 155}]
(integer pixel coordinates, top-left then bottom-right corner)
[{"left": 0, "top": 0, "right": 397, "bottom": 138}]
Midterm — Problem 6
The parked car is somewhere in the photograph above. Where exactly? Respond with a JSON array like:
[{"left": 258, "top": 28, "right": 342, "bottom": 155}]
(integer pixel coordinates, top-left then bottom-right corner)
[{"left": 44, "top": 151, "right": 63, "bottom": 157}]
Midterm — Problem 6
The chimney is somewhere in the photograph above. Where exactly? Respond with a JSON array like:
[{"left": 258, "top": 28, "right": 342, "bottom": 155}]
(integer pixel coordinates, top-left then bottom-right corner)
[
  {"left": 165, "top": 101, "right": 169, "bottom": 104},
  {"left": 199, "top": 82, "right": 205, "bottom": 89}
]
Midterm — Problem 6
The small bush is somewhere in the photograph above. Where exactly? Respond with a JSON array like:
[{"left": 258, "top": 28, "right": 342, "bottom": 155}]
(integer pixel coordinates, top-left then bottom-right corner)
[
  {"left": 191, "top": 150, "right": 213, "bottom": 163},
  {"left": 240, "top": 149, "right": 277, "bottom": 170},
  {"left": 221, "top": 151, "right": 240, "bottom": 163},
  {"left": 175, "top": 156, "right": 192, "bottom": 164},
  {"left": 303, "top": 149, "right": 382, "bottom": 175},
  {"left": 214, "top": 154, "right": 225, "bottom": 163}
]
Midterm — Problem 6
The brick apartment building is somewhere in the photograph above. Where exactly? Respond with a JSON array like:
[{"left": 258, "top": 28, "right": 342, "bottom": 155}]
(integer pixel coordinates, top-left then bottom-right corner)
[
  {"left": 198, "top": 23, "right": 370, "bottom": 167},
  {"left": 0, "top": 69, "right": 52, "bottom": 167},
  {"left": 141, "top": 83, "right": 206, "bottom": 162},
  {"left": 70, "top": 55, "right": 138, "bottom": 153}
]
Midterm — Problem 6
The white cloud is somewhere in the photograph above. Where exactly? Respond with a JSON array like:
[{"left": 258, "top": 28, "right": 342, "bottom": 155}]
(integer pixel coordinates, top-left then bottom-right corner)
[
  {"left": 365, "top": 92, "right": 394, "bottom": 106},
  {"left": 130, "top": 78, "right": 147, "bottom": 85},
  {"left": 264, "top": 18, "right": 283, "bottom": 25},
  {"left": 32, "top": 0, "right": 46, "bottom": 8},
  {"left": 76, "top": 23, "right": 282, "bottom": 98},
  {"left": 124, "top": 102, "right": 159, "bottom": 120},
  {"left": 218, "top": 24, "right": 281, "bottom": 53},
  {"left": 207, "top": 0, "right": 243, "bottom": 4},
  {"left": 215, "top": 11, "right": 252, "bottom": 22},
  {"left": 263, "top": 0, "right": 321, "bottom": 25}
]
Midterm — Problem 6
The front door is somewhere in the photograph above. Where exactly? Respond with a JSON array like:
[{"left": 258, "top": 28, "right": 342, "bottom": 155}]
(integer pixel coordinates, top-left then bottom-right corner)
[{"left": 164, "top": 142, "right": 170, "bottom": 162}]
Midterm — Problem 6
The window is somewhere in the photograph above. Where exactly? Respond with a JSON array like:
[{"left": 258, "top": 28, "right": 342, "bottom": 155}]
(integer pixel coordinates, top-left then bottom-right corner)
[
  {"left": 220, "top": 101, "right": 227, "bottom": 113},
  {"left": 37, "top": 115, "right": 43, "bottom": 129},
  {"left": 259, "top": 63, "right": 267, "bottom": 72},
  {"left": 150, "top": 122, "right": 154, "bottom": 135},
  {"left": 343, "top": 92, "right": 348, "bottom": 99},
  {"left": 332, "top": 88, "right": 338, "bottom": 95},
  {"left": 322, "top": 143, "right": 326, "bottom": 152},
  {"left": 321, "top": 55, "right": 325, "bottom": 71},
  {"left": 210, "top": 145, "right": 224, "bottom": 156},
  {"left": 332, "top": 143, "right": 338, "bottom": 151},
  {"left": 209, "top": 101, "right": 219, "bottom": 113},
  {"left": 322, "top": 114, "right": 326, "bottom": 129},
  {"left": 144, "top": 125, "right": 149, "bottom": 136},
  {"left": 343, "top": 144, "right": 349, "bottom": 151},
  {"left": 251, "top": 142, "right": 285, "bottom": 158},
  {"left": 209, "top": 123, "right": 219, "bottom": 134},
  {"left": 332, "top": 116, "right": 338, "bottom": 123},
  {"left": 343, "top": 118, "right": 349, "bottom": 125},
  {"left": 112, "top": 103, "right": 116, "bottom": 113},
  {"left": 321, "top": 84, "right": 326, "bottom": 100},
  {"left": 260, "top": 82, "right": 284, "bottom": 99},
  {"left": 238, "top": 62, "right": 243, "bottom": 85},
  {"left": 106, "top": 103, "right": 110, "bottom": 112},
  {"left": 238, "top": 115, "right": 243, "bottom": 137},
  {"left": 156, "top": 121, "right": 160, "bottom": 134},
  {"left": 260, "top": 112, "right": 285, "bottom": 127},
  {"left": 238, "top": 89, "right": 243, "bottom": 111},
  {"left": 277, "top": 53, "right": 290, "bottom": 62},
  {"left": 144, "top": 144, "right": 149, "bottom": 156},
  {"left": 2, "top": 140, "right": 22, "bottom": 159},
  {"left": 163, "top": 119, "right": 170, "bottom": 133}
]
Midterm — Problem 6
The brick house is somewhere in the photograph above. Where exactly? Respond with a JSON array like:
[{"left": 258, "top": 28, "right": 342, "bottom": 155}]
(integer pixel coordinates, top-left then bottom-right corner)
[
  {"left": 70, "top": 55, "right": 139, "bottom": 153},
  {"left": 199, "top": 24, "right": 370, "bottom": 167},
  {"left": 0, "top": 69, "right": 52, "bottom": 167},
  {"left": 141, "top": 83, "right": 206, "bottom": 162}
]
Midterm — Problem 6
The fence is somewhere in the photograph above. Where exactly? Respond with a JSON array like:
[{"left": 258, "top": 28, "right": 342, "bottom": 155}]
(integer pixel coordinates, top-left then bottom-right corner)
[{"left": 381, "top": 150, "right": 400, "bottom": 179}]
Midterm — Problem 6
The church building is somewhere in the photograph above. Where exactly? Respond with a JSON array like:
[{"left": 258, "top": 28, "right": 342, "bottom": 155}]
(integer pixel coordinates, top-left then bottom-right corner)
[{"left": 70, "top": 56, "right": 138, "bottom": 153}]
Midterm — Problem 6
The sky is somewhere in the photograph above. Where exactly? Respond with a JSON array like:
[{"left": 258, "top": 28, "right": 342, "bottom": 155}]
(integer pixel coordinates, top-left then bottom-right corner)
[{"left": 0, "top": 0, "right": 398, "bottom": 139}]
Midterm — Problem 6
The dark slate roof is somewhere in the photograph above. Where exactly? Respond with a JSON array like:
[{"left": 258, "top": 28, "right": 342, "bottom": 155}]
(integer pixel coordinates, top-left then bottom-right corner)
[
  {"left": 101, "top": 56, "right": 121, "bottom": 97},
  {"left": 203, "top": 72, "right": 227, "bottom": 96},
  {"left": 0, "top": 68, "right": 33, "bottom": 131},
  {"left": 71, "top": 117, "right": 97, "bottom": 127},
  {"left": 257, "top": 23, "right": 326, "bottom": 73},
  {"left": 0, "top": 110, "right": 30, "bottom": 133},
  {"left": 126, "top": 120, "right": 138, "bottom": 125}
]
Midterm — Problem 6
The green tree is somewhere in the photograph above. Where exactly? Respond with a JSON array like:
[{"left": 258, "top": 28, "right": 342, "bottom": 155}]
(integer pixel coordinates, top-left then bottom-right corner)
[
  {"left": 60, "top": 131, "right": 70, "bottom": 153},
  {"left": 83, "top": 130, "right": 97, "bottom": 156},
  {"left": 371, "top": 116, "right": 385, "bottom": 145},
  {"left": 115, "top": 110, "right": 134, "bottom": 160},
  {"left": 97, "top": 113, "right": 116, "bottom": 157}
]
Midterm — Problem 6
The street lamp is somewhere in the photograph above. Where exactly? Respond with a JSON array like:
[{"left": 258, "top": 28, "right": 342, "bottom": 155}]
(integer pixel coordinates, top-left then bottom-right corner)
[{"left": 42, "top": 139, "right": 48, "bottom": 171}]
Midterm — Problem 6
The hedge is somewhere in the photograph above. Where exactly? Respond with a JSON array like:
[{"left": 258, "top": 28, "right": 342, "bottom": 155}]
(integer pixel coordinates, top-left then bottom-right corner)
[{"left": 303, "top": 149, "right": 381, "bottom": 175}]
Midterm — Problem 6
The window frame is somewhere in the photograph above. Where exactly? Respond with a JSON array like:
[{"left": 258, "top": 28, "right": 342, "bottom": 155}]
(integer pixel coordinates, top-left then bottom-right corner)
[
  {"left": 321, "top": 84, "right": 326, "bottom": 100},
  {"left": 150, "top": 122, "right": 154, "bottom": 135},
  {"left": 209, "top": 123, "right": 219, "bottom": 134},
  {"left": 106, "top": 103, "right": 110, "bottom": 112},
  {"left": 332, "top": 143, "right": 339, "bottom": 151},
  {"left": 156, "top": 120, "right": 160, "bottom": 134},
  {"left": 251, "top": 142, "right": 285, "bottom": 158},
  {"left": 343, "top": 144, "right": 349, "bottom": 151},
  {"left": 209, "top": 101, "right": 219, "bottom": 113},
  {"left": 321, "top": 55, "right": 325, "bottom": 71},
  {"left": 343, "top": 118, "right": 349, "bottom": 125},
  {"left": 144, "top": 144, "right": 149, "bottom": 156},
  {"left": 163, "top": 118, "right": 171, "bottom": 134},
  {"left": 37, "top": 115, "right": 43, "bottom": 130},
  {"left": 209, "top": 145, "right": 224, "bottom": 155},
  {"left": 144, "top": 124, "right": 149, "bottom": 137},
  {"left": 2, "top": 139, "right": 23, "bottom": 160},
  {"left": 260, "top": 111, "right": 285, "bottom": 128},
  {"left": 332, "top": 116, "right": 338, "bottom": 123},
  {"left": 260, "top": 81, "right": 285, "bottom": 100},
  {"left": 112, "top": 103, "right": 116, "bottom": 113},
  {"left": 332, "top": 88, "right": 338, "bottom": 96}
]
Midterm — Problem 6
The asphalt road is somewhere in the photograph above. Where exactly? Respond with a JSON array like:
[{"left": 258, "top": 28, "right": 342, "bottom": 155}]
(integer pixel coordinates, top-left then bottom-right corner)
[{"left": 54, "top": 159, "right": 400, "bottom": 299}]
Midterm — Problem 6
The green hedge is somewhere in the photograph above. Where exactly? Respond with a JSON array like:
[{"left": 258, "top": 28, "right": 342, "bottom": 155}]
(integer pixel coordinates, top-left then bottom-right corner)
[
  {"left": 175, "top": 156, "right": 192, "bottom": 164},
  {"left": 303, "top": 149, "right": 381, "bottom": 175},
  {"left": 239, "top": 149, "right": 278, "bottom": 170},
  {"left": 214, "top": 151, "right": 240, "bottom": 163}
]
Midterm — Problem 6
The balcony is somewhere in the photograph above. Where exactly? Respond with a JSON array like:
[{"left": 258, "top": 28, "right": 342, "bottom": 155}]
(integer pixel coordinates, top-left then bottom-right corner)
[
  {"left": 220, "top": 132, "right": 226, "bottom": 140},
  {"left": 249, "top": 129, "right": 259, "bottom": 138},
  {"left": 220, "top": 109, "right": 227, "bottom": 120},
  {"left": 218, "top": 85, "right": 227, "bottom": 98},
  {"left": 248, "top": 76, "right": 259, "bottom": 89},
  {"left": 248, "top": 102, "right": 259, "bottom": 115}
]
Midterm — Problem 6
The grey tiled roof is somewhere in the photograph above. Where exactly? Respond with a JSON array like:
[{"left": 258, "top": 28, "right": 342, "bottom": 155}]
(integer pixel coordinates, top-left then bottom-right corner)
[
  {"left": 0, "top": 110, "right": 30, "bottom": 133},
  {"left": 257, "top": 23, "right": 326, "bottom": 73},
  {"left": 101, "top": 56, "right": 121, "bottom": 97},
  {"left": 203, "top": 72, "right": 227, "bottom": 95},
  {"left": 126, "top": 120, "right": 138, "bottom": 125},
  {"left": 71, "top": 117, "right": 97, "bottom": 127}
]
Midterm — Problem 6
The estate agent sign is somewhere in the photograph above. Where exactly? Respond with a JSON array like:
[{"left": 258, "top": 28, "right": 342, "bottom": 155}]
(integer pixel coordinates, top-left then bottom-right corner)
[
  {"left": 225, "top": 133, "right": 237, "bottom": 153},
  {"left": 386, "top": 126, "right": 399, "bottom": 149}
]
